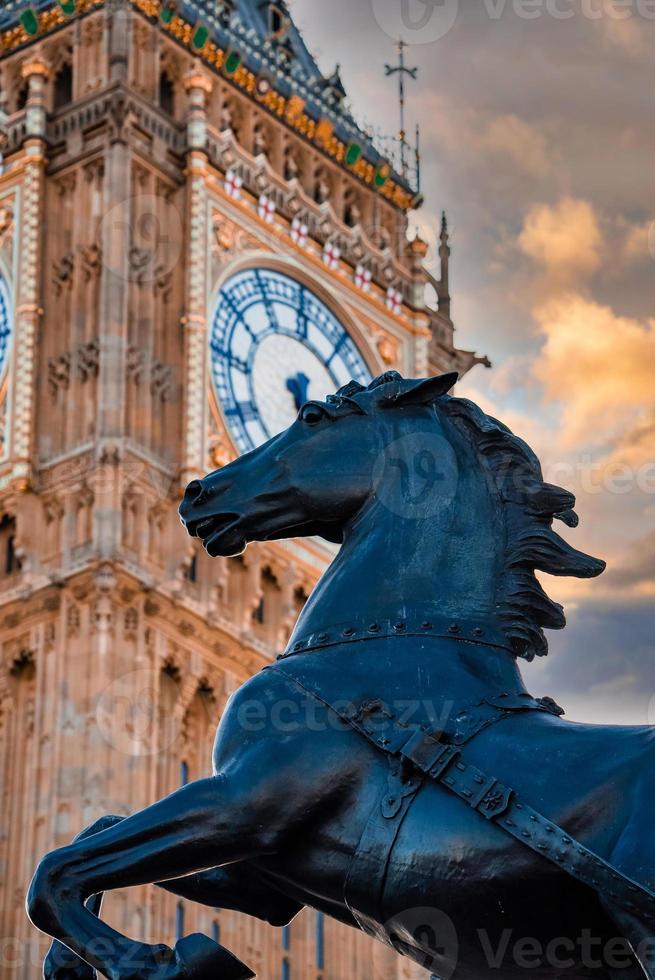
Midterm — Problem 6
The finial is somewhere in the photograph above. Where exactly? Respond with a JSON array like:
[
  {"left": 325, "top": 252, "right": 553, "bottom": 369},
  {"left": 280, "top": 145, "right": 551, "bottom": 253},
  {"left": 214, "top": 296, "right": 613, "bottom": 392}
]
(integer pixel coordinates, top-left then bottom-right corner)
[
  {"left": 407, "top": 227, "right": 428, "bottom": 260},
  {"left": 384, "top": 39, "right": 418, "bottom": 181},
  {"left": 441, "top": 210, "right": 448, "bottom": 237}
]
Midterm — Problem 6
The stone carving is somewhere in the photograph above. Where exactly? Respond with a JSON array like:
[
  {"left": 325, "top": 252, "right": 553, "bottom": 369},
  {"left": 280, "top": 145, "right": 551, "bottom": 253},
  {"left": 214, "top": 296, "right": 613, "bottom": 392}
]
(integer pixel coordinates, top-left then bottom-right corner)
[
  {"left": 76, "top": 339, "right": 99, "bottom": 382},
  {"left": 123, "top": 607, "right": 138, "bottom": 640},
  {"left": 79, "top": 243, "right": 102, "bottom": 281},
  {"left": 66, "top": 603, "right": 80, "bottom": 637},
  {"left": 126, "top": 345, "right": 146, "bottom": 385},
  {"left": 252, "top": 122, "right": 269, "bottom": 158},
  {"left": 0, "top": 202, "right": 14, "bottom": 249},
  {"left": 107, "top": 89, "right": 129, "bottom": 144},
  {"left": 150, "top": 361, "right": 174, "bottom": 403},
  {"left": 51, "top": 253, "right": 75, "bottom": 295},
  {"left": 126, "top": 347, "right": 175, "bottom": 402},
  {"left": 128, "top": 246, "right": 152, "bottom": 284},
  {"left": 82, "top": 17, "right": 104, "bottom": 48},
  {"left": 154, "top": 266, "right": 173, "bottom": 302},
  {"left": 54, "top": 173, "right": 76, "bottom": 199},
  {"left": 212, "top": 214, "right": 262, "bottom": 259},
  {"left": 48, "top": 341, "right": 99, "bottom": 396},
  {"left": 47, "top": 353, "right": 71, "bottom": 398},
  {"left": 314, "top": 168, "right": 331, "bottom": 204},
  {"left": 283, "top": 148, "right": 300, "bottom": 181},
  {"left": 219, "top": 99, "right": 239, "bottom": 136}
]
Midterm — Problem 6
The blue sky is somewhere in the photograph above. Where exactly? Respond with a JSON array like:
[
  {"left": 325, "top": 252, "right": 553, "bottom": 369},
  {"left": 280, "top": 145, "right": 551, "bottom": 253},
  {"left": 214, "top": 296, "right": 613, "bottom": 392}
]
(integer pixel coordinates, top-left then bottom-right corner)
[{"left": 293, "top": 0, "right": 655, "bottom": 724}]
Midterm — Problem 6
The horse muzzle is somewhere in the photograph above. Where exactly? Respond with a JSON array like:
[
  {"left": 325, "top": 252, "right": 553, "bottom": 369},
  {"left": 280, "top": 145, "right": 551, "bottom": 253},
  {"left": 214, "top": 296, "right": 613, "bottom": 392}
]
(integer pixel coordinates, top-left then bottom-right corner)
[{"left": 179, "top": 478, "right": 247, "bottom": 556}]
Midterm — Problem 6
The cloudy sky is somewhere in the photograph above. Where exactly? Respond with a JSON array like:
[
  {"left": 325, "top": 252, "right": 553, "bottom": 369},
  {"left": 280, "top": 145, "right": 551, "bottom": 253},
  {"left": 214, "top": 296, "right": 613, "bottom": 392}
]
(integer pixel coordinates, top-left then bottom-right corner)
[{"left": 293, "top": 0, "right": 655, "bottom": 724}]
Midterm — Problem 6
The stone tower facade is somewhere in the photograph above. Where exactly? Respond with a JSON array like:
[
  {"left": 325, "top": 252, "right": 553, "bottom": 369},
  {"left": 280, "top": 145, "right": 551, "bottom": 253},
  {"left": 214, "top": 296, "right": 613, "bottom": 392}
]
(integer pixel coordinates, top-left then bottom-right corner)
[{"left": 0, "top": 1, "right": 487, "bottom": 976}]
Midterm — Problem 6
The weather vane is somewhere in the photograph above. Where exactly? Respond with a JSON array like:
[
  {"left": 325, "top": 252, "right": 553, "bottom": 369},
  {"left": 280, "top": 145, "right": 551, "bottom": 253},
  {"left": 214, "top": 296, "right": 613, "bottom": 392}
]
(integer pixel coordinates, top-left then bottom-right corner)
[{"left": 385, "top": 39, "right": 418, "bottom": 181}]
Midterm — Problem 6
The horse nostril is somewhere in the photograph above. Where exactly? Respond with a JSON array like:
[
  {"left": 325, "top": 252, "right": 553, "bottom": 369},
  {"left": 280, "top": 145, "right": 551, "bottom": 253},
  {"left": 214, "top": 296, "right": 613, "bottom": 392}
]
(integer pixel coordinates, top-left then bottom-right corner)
[{"left": 183, "top": 480, "right": 205, "bottom": 506}]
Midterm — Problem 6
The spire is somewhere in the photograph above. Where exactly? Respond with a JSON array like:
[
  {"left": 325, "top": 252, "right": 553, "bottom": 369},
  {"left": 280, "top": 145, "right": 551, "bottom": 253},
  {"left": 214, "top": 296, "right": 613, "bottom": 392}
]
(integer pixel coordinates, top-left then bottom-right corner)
[
  {"left": 438, "top": 211, "right": 451, "bottom": 322},
  {"left": 320, "top": 64, "right": 347, "bottom": 105}
]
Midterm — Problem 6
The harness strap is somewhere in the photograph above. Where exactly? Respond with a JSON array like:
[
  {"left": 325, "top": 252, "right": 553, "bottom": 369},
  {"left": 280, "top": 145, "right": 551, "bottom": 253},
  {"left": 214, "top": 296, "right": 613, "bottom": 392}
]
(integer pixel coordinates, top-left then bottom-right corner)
[
  {"left": 343, "top": 758, "right": 422, "bottom": 944},
  {"left": 276, "top": 665, "right": 655, "bottom": 927}
]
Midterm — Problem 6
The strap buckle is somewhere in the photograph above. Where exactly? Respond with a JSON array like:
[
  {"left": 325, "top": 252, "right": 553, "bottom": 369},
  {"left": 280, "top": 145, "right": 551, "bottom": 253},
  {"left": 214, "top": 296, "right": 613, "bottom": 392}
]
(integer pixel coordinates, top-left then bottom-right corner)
[
  {"left": 469, "top": 776, "right": 512, "bottom": 819},
  {"left": 400, "top": 730, "right": 459, "bottom": 776}
]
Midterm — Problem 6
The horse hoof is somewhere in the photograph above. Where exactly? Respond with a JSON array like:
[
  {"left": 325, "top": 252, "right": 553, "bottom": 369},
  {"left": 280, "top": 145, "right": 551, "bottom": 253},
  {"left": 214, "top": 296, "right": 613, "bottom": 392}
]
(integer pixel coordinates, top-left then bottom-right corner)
[
  {"left": 173, "top": 934, "right": 255, "bottom": 980},
  {"left": 43, "top": 942, "right": 95, "bottom": 980}
]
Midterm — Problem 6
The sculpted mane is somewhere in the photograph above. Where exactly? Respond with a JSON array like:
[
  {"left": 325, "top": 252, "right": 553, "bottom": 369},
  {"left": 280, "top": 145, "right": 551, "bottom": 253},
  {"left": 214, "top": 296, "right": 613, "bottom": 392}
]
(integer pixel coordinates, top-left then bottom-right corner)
[{"left": 334, "top": 372, "right": 606, "bottom": 662}]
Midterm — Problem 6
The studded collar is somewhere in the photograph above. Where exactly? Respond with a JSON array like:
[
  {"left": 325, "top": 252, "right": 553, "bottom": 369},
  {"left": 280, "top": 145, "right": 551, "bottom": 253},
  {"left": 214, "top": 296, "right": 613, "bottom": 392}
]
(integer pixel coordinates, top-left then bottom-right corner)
[{"left": 280, "top": 612, "right": 514, "bottom": 659}]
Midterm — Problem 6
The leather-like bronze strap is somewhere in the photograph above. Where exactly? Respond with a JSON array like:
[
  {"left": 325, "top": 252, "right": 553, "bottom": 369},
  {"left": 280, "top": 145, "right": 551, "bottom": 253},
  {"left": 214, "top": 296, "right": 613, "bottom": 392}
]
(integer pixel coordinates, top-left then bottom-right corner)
[
  {"left": 276, "top": 665, "right": 655, "bottom": 927},
  {"left": 343, "top": 759, "right": 421, "bottom": 945}
]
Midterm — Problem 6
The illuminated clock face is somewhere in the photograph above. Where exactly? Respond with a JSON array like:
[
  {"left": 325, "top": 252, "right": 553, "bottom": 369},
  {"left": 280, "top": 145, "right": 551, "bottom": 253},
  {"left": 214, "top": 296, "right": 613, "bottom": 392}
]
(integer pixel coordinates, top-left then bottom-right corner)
[
  {"left": 209, "top": 267, "right": 371, "bottom": 454},
  {"left": 0, "top": 275, "right": 11, "bottom": 380}
]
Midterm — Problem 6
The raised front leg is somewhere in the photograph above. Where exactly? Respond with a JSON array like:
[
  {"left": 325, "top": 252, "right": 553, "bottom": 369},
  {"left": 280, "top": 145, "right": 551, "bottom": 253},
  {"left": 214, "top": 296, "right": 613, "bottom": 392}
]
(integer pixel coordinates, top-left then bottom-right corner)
[
  {"left": 28, "top": 768, "right": 295, "bottom": 980},
  {"left": 43, "top": 815, "right": 119, "bottom": 980},
  {"left": 43, "top": 815, "right": 302, "bottom": 980}
]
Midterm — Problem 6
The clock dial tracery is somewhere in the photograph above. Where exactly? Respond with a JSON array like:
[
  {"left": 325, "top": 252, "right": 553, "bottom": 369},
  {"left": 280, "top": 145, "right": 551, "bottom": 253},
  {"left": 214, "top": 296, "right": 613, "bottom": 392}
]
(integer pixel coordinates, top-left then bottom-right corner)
[
  {"left": 0, "top": 274, "right": 12, "bottom": 382},
  {"left": 209, "top": 267, "right": 371, "bottom": 454}
]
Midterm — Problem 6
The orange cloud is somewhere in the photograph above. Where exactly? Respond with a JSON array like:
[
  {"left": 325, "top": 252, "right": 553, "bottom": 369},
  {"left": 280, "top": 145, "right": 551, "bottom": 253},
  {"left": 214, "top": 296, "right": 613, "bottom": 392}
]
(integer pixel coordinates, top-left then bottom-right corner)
[
  {"left": 518, "top": 197, "right": 603, "bottom": 284},
  {"left": 533, "top": 293, "right": 655, "bottom": 453},
  {"left": 482, "top": 114, "right": 551, "bottom": 179}
]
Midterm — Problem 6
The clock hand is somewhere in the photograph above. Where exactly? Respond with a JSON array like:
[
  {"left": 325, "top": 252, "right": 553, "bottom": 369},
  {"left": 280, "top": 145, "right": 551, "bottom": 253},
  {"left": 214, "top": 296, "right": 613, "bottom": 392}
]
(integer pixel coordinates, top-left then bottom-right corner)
[{"left": 286, "top": 372, "right": 311, "bottom": 411}]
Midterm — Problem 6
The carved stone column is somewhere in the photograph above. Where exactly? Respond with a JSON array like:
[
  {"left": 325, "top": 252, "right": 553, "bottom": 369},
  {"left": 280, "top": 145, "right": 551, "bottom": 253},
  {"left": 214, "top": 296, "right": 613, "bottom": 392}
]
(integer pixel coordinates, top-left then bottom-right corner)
[
  {"left": 180, "top": 64, "right": 213, "bottom": 489},
  {"left": 12, "top": 57, "right": 49, "bottom": 487},
  {"left": 406, "top": 232, "right": 429, "bottom": 309},
  {"left": 276, "top": 561, "right": 299, "bottom": 650},
  {"left": 95, "top": 0, "right": 131, "bottom": 557}
]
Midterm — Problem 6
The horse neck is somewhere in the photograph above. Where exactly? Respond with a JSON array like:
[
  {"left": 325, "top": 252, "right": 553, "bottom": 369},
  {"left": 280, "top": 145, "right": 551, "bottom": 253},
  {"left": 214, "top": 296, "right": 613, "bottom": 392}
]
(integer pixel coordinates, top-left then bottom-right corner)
[
  {"left": 291, "top": 498, "right": 523, "bottom": 694},
  {"left": 291, "top": 412, "right": 520, "bottom": 693}
]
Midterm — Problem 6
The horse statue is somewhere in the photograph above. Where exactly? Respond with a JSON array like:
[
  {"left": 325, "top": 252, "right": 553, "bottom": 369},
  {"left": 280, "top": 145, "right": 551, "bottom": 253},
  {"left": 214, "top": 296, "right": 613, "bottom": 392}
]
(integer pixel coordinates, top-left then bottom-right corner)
[{"left": 28, "top": 371, "right": 655, "bottom": 980}]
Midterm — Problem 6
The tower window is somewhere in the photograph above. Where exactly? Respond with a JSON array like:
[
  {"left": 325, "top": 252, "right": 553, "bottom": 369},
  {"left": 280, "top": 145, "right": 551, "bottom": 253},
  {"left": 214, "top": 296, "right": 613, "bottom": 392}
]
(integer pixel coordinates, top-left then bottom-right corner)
[
  {"left": 185, "top": 554, "right": 198, "bottom": 583},
  {"left": 175, "top": 902, "right": 185, "bottom": 941},
  {"left": 217, "top": 0, "right": 234, "bottom": 26},
  {"left": 269, "top": 5, "right": 286, "bottom": 36},
  {"left": 316, "top": 912, "right": 324, "bottom": 969},
  {"left": 211, "top": 920, "right": 220, "bottom": 944},
  {"left": 252, "top": 597, "right": 265, "bottom": 624},
  {"left": 180, "top": 760, "right": 189, "bottom": 787},
  {"left": 159, "top": 72, "right": 175, "bottom": 116},
  {"left": 281, "top": 958, "right": 290, "bottom": 980},
  {"left": 16, "top": 84, "right": 29, "bottom": 112},
  {"left": 0, "top": 516, "right": 20, "bottom": 576},
  {"left": 53, "top": 64, "right": 73, "bottom": 111}
]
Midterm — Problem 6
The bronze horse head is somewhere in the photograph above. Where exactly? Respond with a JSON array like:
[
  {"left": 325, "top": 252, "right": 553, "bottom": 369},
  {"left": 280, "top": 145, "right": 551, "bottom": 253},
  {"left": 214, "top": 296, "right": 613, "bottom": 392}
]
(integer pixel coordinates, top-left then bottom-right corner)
[{"left": 180, "top": 370, "right": 604, "bottom": 661}]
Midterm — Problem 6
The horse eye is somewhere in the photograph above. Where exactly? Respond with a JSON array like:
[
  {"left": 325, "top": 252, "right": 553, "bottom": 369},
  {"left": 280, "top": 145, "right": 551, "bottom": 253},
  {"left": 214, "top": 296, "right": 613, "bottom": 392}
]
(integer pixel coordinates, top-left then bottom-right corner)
[{"left": 300, "top": 404, "right": 325, "bottom": 425}]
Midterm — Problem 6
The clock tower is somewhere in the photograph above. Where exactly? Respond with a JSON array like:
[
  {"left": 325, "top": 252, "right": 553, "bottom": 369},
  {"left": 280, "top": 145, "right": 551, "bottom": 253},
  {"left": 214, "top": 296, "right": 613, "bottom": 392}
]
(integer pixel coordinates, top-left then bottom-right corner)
[{"left": 0, "top": 1, "right": 488, "bottom": 977}]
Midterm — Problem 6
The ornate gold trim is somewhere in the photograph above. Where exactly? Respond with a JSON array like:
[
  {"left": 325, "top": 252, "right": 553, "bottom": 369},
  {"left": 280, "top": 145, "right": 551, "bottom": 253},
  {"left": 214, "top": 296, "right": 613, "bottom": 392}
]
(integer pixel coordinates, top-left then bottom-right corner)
[{"left": 0, "top": 0, "right": 415, "bottom": 210}]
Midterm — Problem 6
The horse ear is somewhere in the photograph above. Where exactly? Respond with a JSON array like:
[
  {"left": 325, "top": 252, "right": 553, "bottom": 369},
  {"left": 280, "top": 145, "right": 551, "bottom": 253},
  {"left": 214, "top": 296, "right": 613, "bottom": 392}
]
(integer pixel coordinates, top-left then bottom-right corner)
[{"left": 393, "top": 372, "right": 458, "bottom": 406}]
